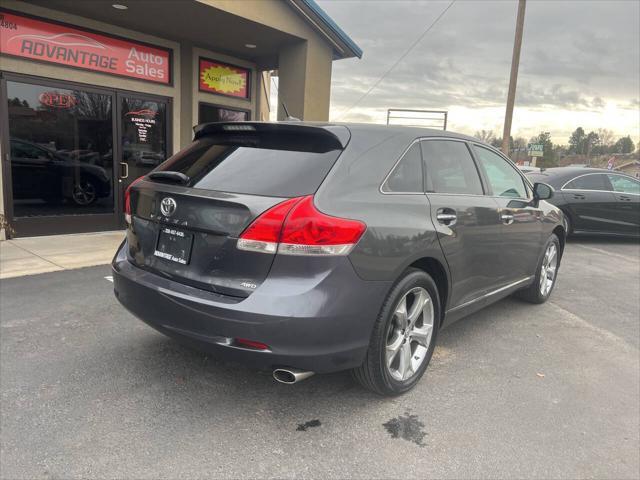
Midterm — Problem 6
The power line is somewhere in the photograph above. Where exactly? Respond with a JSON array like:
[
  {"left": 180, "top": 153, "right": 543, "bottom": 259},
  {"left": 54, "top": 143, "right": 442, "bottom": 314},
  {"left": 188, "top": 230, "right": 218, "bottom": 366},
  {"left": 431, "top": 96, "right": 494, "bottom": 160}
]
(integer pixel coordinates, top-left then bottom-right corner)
[{"left": 334, "top": 0, "right": 457, "bottom": 121}]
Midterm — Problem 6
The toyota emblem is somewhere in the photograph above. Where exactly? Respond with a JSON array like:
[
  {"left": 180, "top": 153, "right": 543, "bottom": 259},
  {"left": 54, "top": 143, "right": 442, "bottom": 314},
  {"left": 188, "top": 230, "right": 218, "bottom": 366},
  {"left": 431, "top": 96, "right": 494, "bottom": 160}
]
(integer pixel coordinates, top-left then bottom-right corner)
[{"left": 160, "top": 197, "right": 177, "bottom": 217}]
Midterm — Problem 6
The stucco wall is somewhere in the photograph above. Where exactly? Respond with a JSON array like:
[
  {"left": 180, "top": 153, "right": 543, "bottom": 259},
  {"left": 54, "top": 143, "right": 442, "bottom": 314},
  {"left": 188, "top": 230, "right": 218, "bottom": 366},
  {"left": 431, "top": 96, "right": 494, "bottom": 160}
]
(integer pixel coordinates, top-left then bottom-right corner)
[{"left": 201, "top": 0, "right": 333, "bottom": 121}]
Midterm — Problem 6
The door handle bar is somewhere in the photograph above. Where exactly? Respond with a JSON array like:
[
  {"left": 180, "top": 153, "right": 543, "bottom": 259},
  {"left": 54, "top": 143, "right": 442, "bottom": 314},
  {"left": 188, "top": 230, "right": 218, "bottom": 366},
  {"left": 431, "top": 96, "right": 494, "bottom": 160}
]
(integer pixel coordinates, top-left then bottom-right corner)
[
  {"left": 436, "top": 213, "right": 457, "bottom": 227},
  {"left": 120, "top": 162, "right": 129, "bottom": 179},
  {"left": 501, "top": 213, "right": 514, "bottom": 225}
]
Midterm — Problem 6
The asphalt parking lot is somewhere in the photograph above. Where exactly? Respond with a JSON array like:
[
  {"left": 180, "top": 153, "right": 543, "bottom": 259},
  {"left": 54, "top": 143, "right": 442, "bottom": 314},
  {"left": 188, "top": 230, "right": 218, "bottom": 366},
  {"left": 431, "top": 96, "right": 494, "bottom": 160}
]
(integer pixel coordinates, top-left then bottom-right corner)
[{"left": 1, "top": 237, "right": 639, "bottom": 479}]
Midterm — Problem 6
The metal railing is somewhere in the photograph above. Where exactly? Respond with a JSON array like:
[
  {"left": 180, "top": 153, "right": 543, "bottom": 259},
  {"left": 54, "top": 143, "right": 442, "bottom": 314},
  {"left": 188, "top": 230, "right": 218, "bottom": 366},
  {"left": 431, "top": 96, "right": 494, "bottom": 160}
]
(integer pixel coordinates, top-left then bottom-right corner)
[{"left": 386, "top": 109, "right": 448, "bottom": 130}]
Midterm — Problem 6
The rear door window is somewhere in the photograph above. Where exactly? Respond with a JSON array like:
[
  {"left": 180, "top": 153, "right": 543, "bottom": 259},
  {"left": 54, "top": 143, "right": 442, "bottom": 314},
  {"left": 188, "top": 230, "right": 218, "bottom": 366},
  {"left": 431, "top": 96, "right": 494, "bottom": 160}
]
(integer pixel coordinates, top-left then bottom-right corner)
[
  {"left": 421, "top": 140, "right": 483, "bottom": 195},
  {"left": 607, "top": 174, "right": 639, "bottom": 194},
  {"left": 564, "top": 174, "right": 612, "bottom": 191},
  {"left": 382, "top": 143, "right": 423, "bottom": 193},
  {"left": 156, "top": 134, "right": 342, "bottom": 197}
]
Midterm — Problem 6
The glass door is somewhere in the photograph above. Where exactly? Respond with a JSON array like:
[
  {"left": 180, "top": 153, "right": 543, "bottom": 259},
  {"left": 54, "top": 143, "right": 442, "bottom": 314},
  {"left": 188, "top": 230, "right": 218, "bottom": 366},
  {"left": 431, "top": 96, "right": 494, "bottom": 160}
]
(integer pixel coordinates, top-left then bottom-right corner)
[
  {"left": 117, "top": 93, "right": 169, "bottom": 223},
  {"left": 3, "top": 76, "right": 119, "bottom": 236}
]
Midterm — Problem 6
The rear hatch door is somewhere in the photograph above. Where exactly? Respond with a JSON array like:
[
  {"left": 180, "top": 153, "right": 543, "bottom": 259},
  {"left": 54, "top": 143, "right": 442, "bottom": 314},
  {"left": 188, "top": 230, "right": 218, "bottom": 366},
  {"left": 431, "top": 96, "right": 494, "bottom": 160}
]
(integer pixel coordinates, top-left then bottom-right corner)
[{"left": 127, "top": 123, "right": 349, "bottom": 298}]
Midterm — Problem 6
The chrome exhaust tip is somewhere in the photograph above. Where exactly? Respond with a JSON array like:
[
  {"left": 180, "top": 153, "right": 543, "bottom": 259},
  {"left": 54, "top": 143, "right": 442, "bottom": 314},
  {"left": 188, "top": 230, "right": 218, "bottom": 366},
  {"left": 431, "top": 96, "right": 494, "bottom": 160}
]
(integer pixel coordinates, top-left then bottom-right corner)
[{"left": 273, "top": 368, "right": 315, "bottom": 384}]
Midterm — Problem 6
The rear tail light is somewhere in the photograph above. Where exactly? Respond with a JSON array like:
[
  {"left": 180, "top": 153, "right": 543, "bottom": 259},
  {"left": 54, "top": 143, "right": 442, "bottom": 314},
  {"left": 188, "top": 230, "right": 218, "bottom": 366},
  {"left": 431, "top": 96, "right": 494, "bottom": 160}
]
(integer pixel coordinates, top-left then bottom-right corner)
[
  {"left": 124, "top": 176, "right": 145, "bottom": 223},
  {"left": 237, "top": 195, "right": 366, "bottom": 256},
  {"left": 236, "top": 197, "right": 302, "bottom": 254}
]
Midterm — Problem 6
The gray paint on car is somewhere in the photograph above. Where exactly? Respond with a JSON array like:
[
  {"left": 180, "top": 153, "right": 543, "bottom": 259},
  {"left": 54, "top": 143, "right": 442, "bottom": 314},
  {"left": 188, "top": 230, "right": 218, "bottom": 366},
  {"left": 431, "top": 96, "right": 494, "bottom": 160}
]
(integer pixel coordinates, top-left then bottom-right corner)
[{"left": 113, "top": 122, "right": 565, "bottom": 376}]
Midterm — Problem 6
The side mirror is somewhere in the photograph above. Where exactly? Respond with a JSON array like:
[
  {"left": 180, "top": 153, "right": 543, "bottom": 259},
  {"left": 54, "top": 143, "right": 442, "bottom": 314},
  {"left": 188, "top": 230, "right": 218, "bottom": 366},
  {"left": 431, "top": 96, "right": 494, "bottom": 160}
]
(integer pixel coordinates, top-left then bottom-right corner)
[{"left": 533, "top": 182, "right": 554, "bottom": 201}]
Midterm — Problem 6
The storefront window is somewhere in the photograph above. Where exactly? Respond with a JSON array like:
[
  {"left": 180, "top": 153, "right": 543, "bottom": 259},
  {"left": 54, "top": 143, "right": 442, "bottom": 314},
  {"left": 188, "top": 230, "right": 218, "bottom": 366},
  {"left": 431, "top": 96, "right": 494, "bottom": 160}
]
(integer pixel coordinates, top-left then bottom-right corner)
[
  {"left": 199, "top": 102, "right": 249, "bottom": 123},
  {"left": 7, "top": 81, "right": 114, "bottom": 217}
]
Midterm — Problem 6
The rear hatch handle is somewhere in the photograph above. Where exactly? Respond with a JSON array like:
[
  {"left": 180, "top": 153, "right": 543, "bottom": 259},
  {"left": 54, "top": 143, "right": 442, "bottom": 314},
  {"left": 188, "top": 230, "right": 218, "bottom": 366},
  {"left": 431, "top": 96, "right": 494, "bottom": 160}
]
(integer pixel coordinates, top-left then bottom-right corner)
[{"left": 148, "top": 171, "right": 190, "bottom": 185}]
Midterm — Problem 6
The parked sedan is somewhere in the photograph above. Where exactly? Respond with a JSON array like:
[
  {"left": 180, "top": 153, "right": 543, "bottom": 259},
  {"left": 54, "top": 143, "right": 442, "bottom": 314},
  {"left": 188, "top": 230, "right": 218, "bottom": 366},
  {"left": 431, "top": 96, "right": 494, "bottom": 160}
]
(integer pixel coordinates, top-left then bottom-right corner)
[
  {"left": 527, "top": 167, "right": 640, "bottom": 237},
  {"left": 113, "top": 122, "right": 564, "bottom": 395}
]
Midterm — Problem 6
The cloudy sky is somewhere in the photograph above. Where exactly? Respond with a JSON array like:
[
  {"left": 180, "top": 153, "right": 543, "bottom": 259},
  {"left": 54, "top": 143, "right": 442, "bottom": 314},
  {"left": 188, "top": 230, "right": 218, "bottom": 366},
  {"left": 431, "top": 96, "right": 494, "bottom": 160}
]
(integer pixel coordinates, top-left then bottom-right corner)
[{"left": 316, "top": 0, "right": 640, "bottom": 145}]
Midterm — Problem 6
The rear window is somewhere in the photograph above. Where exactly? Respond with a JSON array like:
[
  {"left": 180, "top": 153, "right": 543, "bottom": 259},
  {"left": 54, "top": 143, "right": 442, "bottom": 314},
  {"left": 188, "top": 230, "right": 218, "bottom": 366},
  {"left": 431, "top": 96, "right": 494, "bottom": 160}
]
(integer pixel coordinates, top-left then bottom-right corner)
[{"left": 155, "top": 133, "right": 342, "bottom": 197}]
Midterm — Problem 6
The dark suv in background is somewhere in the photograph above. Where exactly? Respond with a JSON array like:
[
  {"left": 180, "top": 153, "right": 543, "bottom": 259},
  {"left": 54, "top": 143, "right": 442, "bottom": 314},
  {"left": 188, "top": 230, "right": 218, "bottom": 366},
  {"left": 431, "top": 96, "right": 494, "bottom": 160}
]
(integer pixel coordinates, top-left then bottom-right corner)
[{"left": 113, "top": 122, "right": 563, "bottom": 395}]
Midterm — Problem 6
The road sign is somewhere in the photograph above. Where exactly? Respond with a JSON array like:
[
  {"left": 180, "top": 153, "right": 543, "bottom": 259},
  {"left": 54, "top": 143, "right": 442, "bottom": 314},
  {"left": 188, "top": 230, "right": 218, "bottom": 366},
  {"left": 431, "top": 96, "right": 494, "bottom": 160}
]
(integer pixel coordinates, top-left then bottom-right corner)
[{"left": 527, "top": 143, "right": 544, "bottom": 157}]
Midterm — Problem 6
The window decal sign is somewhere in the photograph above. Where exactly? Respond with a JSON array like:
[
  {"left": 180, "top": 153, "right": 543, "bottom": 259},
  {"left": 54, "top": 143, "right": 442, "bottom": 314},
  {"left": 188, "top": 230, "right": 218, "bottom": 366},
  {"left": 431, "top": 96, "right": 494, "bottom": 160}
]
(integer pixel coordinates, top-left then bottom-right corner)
[
  {"left": 0, "top": 9, "right": 171, "bottom": 84},
  {"left": 199, "top": 58, "right": 250, "bottom": 99},
  {"left": 125, "top": 109, "right": 158, "bottom": 143}
]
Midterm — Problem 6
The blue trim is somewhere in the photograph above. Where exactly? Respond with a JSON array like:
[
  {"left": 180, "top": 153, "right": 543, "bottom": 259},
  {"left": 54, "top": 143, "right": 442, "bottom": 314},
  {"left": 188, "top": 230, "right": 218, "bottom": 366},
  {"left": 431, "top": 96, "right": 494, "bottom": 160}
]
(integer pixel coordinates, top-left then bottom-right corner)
[{"left": 298, "top": 0, "right": 363, "bottom": 59}]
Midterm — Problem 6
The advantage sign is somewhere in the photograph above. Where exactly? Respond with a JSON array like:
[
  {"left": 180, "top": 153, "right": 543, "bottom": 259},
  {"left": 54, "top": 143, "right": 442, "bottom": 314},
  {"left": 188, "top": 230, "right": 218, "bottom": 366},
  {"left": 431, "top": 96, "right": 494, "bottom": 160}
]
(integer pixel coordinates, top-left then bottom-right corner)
[
  {"left": 0, "top": 9, "right": 171, "bottom": 84},
  {"left": 527, "top": 143, "right": 544, "bottom": 157}
]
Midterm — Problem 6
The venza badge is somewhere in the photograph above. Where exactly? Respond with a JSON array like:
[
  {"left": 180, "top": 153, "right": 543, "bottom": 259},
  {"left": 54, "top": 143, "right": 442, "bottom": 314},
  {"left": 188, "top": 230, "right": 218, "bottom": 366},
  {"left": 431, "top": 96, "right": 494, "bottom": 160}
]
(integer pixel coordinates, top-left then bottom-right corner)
[{"left": 160, "top": 197, "right": 177, "bottom": 217}]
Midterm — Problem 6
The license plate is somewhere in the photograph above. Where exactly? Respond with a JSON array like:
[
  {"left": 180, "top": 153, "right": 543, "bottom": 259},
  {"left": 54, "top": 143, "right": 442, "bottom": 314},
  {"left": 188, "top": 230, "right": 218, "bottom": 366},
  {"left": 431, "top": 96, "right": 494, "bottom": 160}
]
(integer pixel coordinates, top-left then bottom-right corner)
[{"left": 154, "top": 227, "right": 193, "bottom": 265}]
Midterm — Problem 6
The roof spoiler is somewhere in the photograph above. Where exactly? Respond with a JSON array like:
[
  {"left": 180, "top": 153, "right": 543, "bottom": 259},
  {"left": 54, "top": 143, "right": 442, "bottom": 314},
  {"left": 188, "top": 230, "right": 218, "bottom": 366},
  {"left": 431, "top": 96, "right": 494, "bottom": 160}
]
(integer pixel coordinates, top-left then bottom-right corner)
[{"left": 192, "top": 122, "right": 350, "bottom": 149}]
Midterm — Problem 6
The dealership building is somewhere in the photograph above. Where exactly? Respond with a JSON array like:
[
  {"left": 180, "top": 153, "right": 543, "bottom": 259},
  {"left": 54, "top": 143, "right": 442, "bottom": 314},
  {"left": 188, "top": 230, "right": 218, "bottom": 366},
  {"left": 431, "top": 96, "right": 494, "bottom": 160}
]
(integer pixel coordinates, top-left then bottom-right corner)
[{"left": 0, "top": 0, "right": 361, "bottom": 238}]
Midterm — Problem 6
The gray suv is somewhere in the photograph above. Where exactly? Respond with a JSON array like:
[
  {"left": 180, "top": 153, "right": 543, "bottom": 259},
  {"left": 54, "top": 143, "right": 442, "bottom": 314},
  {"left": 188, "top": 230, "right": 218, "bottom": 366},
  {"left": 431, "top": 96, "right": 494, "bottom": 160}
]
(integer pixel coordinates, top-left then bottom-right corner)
[{"left": 112, "top": 122, "right": 564, "bottom": 395}]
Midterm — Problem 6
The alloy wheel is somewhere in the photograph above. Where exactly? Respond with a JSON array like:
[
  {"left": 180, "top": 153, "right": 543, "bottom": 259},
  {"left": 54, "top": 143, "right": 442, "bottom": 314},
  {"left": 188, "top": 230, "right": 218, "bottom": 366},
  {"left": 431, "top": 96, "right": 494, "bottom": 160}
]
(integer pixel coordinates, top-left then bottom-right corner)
[
  {"left": 539, "top": 243, "right": 558, "bottom": 297},
  {"left": 72, "top": 181, "right": 97, "bottom": 206},
  {"left": 385, "top": 287, "right": 434, "bottom": 382}
]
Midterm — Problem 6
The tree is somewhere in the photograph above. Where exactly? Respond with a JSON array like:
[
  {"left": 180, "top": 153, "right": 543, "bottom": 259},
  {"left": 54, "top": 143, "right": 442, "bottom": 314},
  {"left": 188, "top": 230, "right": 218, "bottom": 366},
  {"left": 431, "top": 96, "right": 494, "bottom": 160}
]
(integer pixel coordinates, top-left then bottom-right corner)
[
  {"left": 585, "top": 131, "right": 600, "bottom": 157},
  {"left": 530, "top": 131, "right": 556, "bottom": 168},
  {"left": 491, "top": 136, "right": 522, "bottom": 153},
  {"left": 474, "top": 130, "right": 496, "bottom": 143},
  {"left": 513, "top": 136, "right": 527, "bottom": 152},
  {"left": 597, "top": 128, "right": 615, "bottom": 150},
  {"left": 613, "top": 136, "right": 635, "bottom": 154},
  {"left": 568, "top": 127, "right": 587, "bottom": 154}
]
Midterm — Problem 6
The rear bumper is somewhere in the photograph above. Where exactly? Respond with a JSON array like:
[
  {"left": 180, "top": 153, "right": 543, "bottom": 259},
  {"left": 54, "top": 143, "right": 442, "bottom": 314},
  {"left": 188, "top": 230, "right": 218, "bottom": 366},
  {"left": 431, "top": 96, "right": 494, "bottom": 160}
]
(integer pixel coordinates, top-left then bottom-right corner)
[{"left": 112, "top": 241, "right": 391, "bottom": 373}]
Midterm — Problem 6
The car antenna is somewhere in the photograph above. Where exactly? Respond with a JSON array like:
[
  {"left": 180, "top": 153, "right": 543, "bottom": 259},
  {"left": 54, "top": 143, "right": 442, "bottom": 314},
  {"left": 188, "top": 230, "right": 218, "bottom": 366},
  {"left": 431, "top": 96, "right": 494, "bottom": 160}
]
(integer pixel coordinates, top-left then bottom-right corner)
[{"left": 282, "top": 102, "right": 300, "bottom": 122}]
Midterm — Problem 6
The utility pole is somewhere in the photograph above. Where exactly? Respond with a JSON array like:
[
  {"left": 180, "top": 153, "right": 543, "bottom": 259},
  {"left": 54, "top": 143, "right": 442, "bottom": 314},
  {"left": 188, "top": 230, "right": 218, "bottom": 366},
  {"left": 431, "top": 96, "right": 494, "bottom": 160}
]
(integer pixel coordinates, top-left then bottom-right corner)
[{"left": 502, "top": 0, "right": 526, "bottom": 156}]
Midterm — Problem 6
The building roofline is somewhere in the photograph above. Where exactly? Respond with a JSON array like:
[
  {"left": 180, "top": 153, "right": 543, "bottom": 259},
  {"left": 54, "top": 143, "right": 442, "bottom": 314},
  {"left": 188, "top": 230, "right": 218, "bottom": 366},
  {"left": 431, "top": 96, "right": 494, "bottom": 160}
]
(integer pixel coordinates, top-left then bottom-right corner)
[{"left": 289, "top": 0, "right": 363, "bottom": 60}]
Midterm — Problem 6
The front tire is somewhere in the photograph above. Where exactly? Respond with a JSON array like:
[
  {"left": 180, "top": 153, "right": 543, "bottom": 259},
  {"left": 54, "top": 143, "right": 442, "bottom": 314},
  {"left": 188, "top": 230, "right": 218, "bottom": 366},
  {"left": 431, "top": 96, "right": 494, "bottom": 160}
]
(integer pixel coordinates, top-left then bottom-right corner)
[
  {"left": 515, "top": 233, "right": 561, "bottom": 304},
  {"left": 352, "top": 268, "right": 440, "bottom": 396},
  {"left": 561, "top": 211, "right": 572, "bottom": 237}
]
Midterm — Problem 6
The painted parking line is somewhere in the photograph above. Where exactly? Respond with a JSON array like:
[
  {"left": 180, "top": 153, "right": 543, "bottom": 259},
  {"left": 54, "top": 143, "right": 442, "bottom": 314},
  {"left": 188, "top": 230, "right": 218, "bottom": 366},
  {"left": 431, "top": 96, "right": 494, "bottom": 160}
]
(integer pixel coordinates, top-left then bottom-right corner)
[
  {"left": 573, "top": 244, "right": 640, "bottom": 262},
  {"left": 104, "top": 276, "right": 113, "bottom": 282}
]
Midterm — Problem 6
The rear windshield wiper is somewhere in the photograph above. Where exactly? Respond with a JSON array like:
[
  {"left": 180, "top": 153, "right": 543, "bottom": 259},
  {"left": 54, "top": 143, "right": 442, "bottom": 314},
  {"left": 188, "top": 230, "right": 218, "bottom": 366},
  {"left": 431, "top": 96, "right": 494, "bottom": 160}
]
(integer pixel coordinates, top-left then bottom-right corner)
[{"left": 148, "top": 171, "right": 190, "bottom": 185}]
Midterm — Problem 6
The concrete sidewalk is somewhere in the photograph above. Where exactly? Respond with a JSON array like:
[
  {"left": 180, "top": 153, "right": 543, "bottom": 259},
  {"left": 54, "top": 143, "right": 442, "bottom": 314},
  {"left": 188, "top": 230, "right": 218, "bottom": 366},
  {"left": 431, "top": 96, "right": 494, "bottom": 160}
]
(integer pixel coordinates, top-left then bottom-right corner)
[{"left": 0, "top": 231, "right": 125, "bottom": 279}]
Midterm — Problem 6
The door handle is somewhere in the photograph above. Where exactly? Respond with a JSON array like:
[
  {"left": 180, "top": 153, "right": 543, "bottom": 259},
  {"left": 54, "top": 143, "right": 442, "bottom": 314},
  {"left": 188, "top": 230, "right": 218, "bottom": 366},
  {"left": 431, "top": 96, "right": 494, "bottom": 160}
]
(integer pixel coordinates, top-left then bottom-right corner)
[
  {"left": 619, "top": 195, "right": 631, "bottom": 201},
  {"left": 573, "top": 193, "right": 585, "bottom": 200},
  {"left": 501, "top": 211, "right": 515, "bottom": 225},
  {"left": 120, "top": 162, "right": 129, "bottom": 179},
  {"left": 436, "top": 209, "right": 457, "bottom": 226}
]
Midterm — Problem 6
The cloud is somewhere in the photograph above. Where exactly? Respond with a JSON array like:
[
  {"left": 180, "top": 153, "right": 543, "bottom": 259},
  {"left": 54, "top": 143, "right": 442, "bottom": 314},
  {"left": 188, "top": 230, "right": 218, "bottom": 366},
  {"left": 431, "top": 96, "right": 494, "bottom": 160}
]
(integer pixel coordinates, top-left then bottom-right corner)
[{"left": 319, "top": 0, "right": 640, "bottom": 137}]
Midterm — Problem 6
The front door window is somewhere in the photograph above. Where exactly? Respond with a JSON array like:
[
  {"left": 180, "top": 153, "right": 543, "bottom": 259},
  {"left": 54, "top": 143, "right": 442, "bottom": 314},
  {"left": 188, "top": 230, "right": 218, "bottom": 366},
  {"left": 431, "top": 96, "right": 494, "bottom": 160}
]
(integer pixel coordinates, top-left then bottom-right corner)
[{"left": 7, "top": 81, "right": 114, "bottom": 217}]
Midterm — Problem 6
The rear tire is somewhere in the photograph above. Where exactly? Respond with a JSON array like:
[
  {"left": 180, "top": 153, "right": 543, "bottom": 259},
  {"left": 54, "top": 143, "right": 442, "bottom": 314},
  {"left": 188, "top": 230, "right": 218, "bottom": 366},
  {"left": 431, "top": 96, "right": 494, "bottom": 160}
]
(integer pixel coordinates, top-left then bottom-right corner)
[
  {"left": 352, "top": 268, "right": 440, "bottom": 396},
  {"left": 515, "top": 233, "right": 561, "bottom": 304}
]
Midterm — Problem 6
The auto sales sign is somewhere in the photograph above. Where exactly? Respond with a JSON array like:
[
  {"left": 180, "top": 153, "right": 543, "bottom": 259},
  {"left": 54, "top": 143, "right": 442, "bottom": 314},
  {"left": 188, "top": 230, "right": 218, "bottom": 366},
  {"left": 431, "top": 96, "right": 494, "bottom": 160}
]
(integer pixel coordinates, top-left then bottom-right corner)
[{"left": 0, "top": 10, "right": 171, "bottom": 84}]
